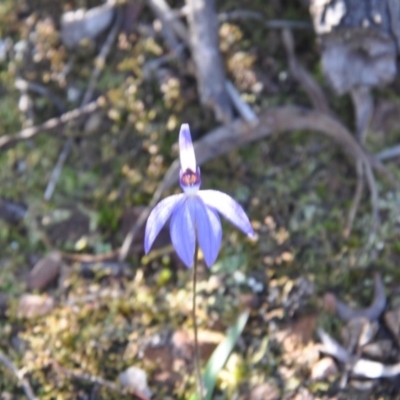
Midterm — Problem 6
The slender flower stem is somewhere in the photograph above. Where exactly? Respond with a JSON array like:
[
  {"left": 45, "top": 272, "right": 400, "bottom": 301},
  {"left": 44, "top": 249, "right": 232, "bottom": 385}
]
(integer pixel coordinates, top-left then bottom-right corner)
[{"left": 192, "top": 243, "right": 204, "bottom": 399}]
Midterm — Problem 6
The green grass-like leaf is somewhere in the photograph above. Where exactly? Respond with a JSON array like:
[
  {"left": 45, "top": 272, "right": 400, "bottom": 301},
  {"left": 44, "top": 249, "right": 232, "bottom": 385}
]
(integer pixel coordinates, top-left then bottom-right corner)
[{"left": 190, "top": 310, "right": 250, "bottom": 400}]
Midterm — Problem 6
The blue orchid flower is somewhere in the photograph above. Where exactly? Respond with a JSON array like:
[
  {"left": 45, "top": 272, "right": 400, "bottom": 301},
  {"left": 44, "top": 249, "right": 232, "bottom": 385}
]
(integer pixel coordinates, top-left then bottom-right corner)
[{"left": 144, "top": 124, "right": 254, "bottom": 267}]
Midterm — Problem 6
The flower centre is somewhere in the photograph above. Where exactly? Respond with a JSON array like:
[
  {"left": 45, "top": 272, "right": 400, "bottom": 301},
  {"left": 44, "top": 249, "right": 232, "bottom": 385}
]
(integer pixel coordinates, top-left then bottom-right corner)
[{"left": 180, "top": 168, "right": 201, "bottom": 187}]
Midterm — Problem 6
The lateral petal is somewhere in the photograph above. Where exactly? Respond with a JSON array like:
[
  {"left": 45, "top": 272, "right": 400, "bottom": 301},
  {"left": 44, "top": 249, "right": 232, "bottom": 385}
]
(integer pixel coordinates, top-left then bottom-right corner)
[
  {"left": 198, "top": 190, "right": 254, "bottom": 237},
  {"left": 144, "top": 193, "right": 184, "bottom": 254},
  {"left": 179, "top": 124, "right": 196, "bottom": 172},
  {"left": 170, "top": 199, "right": 196, "bottom": 267},
  {"left": 189, "top": 196, "right": 222, "bottom": 267}
]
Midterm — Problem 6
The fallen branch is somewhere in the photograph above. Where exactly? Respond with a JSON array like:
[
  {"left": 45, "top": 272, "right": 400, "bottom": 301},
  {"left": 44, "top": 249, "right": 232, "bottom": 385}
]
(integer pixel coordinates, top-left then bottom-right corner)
[
  {"left": 318, "top": 328, "right": 350, "bottom": 363},
  {"left": 147, "top": 0, "right": 256, "bottom": 125},
  {"left": 0, "top": 101, "right": 100, "bottom": 150},
  {"left": 0, "top": 349, "right": 37, "bottom": 400},
  {"left": 345, "top": 87, "right": 375, "bottom": 234},
  {"left": 119, "top": 106, "right": 392, "bottom": 260},
  {"left": 334, "top": 274, "right": 386, "bottom": 321},
  {"left": 185, "top": 0, "right": 233, "bottom": 122},
  {"left": 318, "top": 328, "right": 400, "bottom": 379}
]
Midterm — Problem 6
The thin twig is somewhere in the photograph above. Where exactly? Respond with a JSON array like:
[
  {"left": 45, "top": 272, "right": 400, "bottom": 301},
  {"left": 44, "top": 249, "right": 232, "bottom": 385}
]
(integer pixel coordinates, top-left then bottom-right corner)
[
  {"left": 142, "top": 44, "right": 186, "bottom": 79},
  {"left": 44, "top": 138, "right": 73, "bottom": 201},
  {"left": 0, "top": 349, "right": 37, "bottom": 400},
  {"left": 350, "top": 86, "right": 373, "bottom": 143},
  {"left": 376, "top": 144, "right": 400, "bottom": 161},
  {"left": 358, "top": 105, "right": 380, "bottom": 234},
  {"left": 55, "top": 363, "right": 151, "bottom": 400},
  {"left": 66, "top": 370, "right": 120, "bottom": 392},
  {"left": 344, "top": 86, "right": 375, "bottom": 234},
  {"left": 147, "top": 1, "right": 185, "bottom": 57},
  {"left": 366, "top": 153, "right": 398, "bottom": 188},
  {"left": 218, "top": 9, "right": 312, "bottom": 29},
  {"left": 160, "top": 7, "right": 312, "bottom": 30},
  {"left": 225, "top": 80, "right": 258, "bottom": 124},
  {"left": 344, "top": 160, "right": 364, "bottom": 237},
  {"left": 363, "top": 155, "right": 380, "bottom": 232},
  {"left": 0, "top": 101, "right": 99, "bottom": 150},
  {"left": 15, "top": 78, "right": 66, "bottom": 115},
  {"left": 317, "top": 328, "right": 350, "bottom": 363},
  {"left": 62, "top": 249, "right": 120, "bottom": 262},
  {"left": 282, "top": 28, "right": 331, "bottom": 114},
  {"left": 44, "top": 137, "right": 73, "bottom": 200},
  {"left": 44, "top": 5, "right": 123, "bottom": 201},
  {"left": 147, "top": 0, "right": 189, "bottom": 45}
]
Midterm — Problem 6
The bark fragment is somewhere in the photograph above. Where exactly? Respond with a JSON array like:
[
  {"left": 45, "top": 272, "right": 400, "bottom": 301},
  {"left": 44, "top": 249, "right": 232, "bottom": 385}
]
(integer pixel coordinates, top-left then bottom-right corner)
[
  {"left": 309, "top": 0, "right": 398, "bottom": 95},
  {"left": 185, "top": 0, "right": 233, "bottom": 123}
]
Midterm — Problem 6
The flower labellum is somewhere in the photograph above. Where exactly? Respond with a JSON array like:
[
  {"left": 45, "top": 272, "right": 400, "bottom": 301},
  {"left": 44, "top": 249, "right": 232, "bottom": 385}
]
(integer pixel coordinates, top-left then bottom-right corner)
[{"left": 144, "top": 124, "right": 254, "bottom": 267}]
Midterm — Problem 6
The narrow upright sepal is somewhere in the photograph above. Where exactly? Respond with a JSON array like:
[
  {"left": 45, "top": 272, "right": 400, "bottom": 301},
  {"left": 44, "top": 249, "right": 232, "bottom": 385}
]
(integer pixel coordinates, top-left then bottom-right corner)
[{"left": 179, "top": 124, "right": 197, "bottom": 172}]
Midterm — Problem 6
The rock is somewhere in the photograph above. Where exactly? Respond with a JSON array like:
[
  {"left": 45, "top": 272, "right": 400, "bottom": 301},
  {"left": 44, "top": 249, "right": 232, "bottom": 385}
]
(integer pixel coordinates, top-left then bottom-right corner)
[
  {"left": 310, "top": 357, "right": 338, "bottom": 380},
  {"left": 341, "top": 317, "right": 377, "bottom": 353},
  {"left": 61, "top": 1, "right": 116, "bottom": 49},
  {"left": 119, "top": 366, "right": 152, "bottom": 398},
  {"left": 0, "top": 199, "right": 27, "bottom": 224},
  {"left": 361, "top": 339, "right": 393, "bottom": 359},
  {"left": 246, "top": 382, "right": 280, "bottom": 400},
  {"left": 84, "top": 112, "right": 103, "bottom": 134},
  {"left": 322, "top": 292, "right": 337, "bottom": 313},
  {"left": 349, "top": 379, "right": 376, "bottom": 391},
  {"left": 18, "top": 294, "right": 54, "bottom": 318},
  {"left": 27, "top": 251, "right": 62, "bottom": 290},
  {"left": 287, "top": 387, "right": 315, "bottom": 400},
  {"left": 66, "top": 86, "right": 81, "bottom": 103}
]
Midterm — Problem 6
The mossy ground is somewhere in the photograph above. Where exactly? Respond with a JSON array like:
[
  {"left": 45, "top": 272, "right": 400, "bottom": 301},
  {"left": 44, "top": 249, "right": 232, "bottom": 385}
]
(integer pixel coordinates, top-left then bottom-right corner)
[{"left": 0, "top": 0, "right": 400, "bottom": 399}]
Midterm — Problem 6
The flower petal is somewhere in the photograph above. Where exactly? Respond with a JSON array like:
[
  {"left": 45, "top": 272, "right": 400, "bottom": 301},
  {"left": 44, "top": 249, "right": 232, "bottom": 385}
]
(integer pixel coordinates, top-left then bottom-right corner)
[
  {"left": 179, "top": 123, "right": 196, "bottom": 172},
  {"left": 188, "top": 196, "right": 222, "bottom": 267},
  {"left": 144, "top": 193, "right": 184, "bottom": 254},
  {"left": 170, "top": 199, "right": 196, "bottom": 267},
  {"left": 198, "top": 190, "right": 254, "bottom": 237}
]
